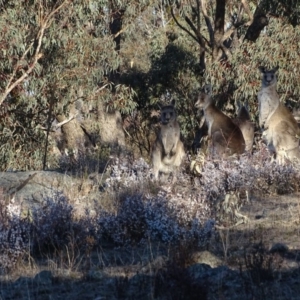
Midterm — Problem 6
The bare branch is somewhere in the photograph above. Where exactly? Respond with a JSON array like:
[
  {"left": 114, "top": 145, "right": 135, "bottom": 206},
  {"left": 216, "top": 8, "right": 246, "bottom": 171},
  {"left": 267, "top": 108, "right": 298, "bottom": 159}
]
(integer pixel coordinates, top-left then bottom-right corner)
[
  {"left": 170, "top": 7, "right": 199, "bottom": 44},
  {"left": 214, "top": 0, "right": 225, "bottom": 40},
  {"left": 213, "top": 0, "right": 226, "bottom": 59},
  {"left": 220, "top": 1, "right": 254, "bottom": 47},
  {"left": 114, "top": 25, "right": 129, "bottom": 38},
  {"left": 221, "top": 19, "right": 251, "bottom": 44},
  {"left": 189, "top": 0, "right": 201, "bottom": 33},
  {"left": 170, "top": 3, "right": 207, "bottom": 73},
  {"left": 0, "top": 0, "right": 70, "bottom": 106},
  {"left": 94, "top": 83, "right": 110, "bottom": 94},
  {"left": 221, "top": 44, "right": 232, "bottom": 60},
  {"left": 241, "top": 0, "right": 253, "bottom": 25},
  {"left": 54, "top": 113, "right": 78, "bottom": 130},
  {"left": 201, "top": 0, "right": 214, "bottom": 45},
  {"left": 5, "top": 41, "right": 35, "bottom": 91},
  {"left": 184, "top": 16, "right": 206, "bottom": 48},
  {"left": 221, "top": 27, "right": 236, "bottom": 43}
]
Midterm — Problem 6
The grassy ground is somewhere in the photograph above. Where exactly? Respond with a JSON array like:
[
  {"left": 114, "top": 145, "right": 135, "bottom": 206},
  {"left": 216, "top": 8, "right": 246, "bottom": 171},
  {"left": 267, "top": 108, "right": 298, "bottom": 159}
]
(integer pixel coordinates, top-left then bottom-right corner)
[{"left": 0, "top": 150, "right": 300, "bottom": 299}]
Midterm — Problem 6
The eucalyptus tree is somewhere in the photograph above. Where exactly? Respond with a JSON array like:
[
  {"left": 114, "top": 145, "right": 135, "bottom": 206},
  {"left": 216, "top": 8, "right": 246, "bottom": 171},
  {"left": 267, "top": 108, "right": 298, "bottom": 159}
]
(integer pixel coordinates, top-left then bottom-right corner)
[
  {"left": 1, "top": 0, "right": 299, "bottom": 170},
  {"left": 166, "top": 0, "right": 300, "bottom": 121},
  {"left": 0, "top": 0, "right": 163, "bottom": 170}
]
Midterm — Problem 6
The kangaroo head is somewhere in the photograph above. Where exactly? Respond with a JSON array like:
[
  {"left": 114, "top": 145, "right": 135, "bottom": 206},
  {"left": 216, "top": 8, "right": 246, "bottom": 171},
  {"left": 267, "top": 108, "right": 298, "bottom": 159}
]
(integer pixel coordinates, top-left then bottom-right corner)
[
  {"left": 236, "top": 100, "right": 251, "bottom": 121},
  {"left": 160, "top": 99, "right": 177, "bottom": 125},
  {"left": 195, "top": 84, "right": 213, "bottom": 110},
  {"left": 258, "top": 66, "right": 279, "bottom": 88}
]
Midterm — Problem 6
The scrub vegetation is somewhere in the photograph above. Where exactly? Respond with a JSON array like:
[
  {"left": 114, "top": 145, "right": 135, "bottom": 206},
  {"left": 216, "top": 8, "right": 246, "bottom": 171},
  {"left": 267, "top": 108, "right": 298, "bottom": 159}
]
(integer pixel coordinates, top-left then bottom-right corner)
[{"left": 1, "top": 0, "right": 300, "bottom": 299}]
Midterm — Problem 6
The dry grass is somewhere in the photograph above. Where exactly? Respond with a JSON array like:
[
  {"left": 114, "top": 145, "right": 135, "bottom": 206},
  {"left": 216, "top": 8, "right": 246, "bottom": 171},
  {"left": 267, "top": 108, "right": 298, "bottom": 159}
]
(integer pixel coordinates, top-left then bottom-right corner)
[{"left": 0, "top": 149, "right": 300, "bottom": 299}]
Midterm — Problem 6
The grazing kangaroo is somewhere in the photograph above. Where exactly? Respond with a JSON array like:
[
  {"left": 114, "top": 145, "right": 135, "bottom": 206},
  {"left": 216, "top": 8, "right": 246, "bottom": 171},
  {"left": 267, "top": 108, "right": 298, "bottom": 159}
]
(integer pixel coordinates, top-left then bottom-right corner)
[
  {"left": 234, "top": 101, "right": 255, "bottom": 152},
  {"left": 195, "top": 85, "right": 245, "bottom": 157},
  {"left": 152, "top": 99, "right": 185, "bottom": 182},
  {"left": 258, "top": 66, "right": 300, "bottom": 164}
]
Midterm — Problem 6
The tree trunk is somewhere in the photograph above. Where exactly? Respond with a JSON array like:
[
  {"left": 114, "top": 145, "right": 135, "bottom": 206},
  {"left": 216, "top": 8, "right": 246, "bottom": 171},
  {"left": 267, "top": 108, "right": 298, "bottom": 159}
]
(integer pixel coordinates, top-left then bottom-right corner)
[
  {"left": 109, "top": 7, "right": 125, "bottom": 83},
  {"left": 244, "top": 6, "right": 268, "bottom": 42},
  {"left": 213, "top": 0, "right": 226, "bottom": 60}
]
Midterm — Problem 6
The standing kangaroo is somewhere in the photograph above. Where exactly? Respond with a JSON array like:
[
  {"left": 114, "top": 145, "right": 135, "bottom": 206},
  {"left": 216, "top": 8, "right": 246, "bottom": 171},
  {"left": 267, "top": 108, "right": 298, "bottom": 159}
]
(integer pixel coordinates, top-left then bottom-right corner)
[
  {"left": 234, "top": 101, "right": 255, "bottom": 152},
  {"left": 258, "top": 66, "right": 300, "bottom": 164},
  {"left": 195, "top": 85, "right": 245, "bottom": 157},
  {"left": 152, "top": 99, "right": 185, "bottom": 182}
]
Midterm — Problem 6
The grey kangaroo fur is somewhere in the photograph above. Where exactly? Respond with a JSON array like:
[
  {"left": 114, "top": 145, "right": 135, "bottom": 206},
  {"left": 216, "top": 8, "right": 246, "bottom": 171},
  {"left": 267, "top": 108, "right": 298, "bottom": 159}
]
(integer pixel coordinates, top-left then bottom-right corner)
[
  {"left": 152, "top": 99, "right": 185, "bottom": 181},
  {"left": 195, "top": 84, "right": 245, "bottom": 157},
  {"left": 234, "top": 101, "right": 255, "bottom": 152},
  {"left": 258, "top": 66, "right": 300, "bottom": 164}
]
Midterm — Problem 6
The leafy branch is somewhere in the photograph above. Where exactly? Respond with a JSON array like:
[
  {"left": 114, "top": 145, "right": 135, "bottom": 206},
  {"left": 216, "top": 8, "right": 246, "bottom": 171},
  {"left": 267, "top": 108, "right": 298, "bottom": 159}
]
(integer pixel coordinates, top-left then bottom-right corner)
[
  {"left": 0, "top": 0, "right": 70, "bottom": 106},
  {"left": 168, "top": 0, "right": 257, "bottom": 68}
]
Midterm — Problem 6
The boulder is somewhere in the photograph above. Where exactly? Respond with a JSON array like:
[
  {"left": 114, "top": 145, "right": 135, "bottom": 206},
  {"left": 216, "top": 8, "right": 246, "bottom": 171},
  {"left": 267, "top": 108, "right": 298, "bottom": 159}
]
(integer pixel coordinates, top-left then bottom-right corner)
[{"left": 0, "top": 171, "right": 103, "bottom": 218}]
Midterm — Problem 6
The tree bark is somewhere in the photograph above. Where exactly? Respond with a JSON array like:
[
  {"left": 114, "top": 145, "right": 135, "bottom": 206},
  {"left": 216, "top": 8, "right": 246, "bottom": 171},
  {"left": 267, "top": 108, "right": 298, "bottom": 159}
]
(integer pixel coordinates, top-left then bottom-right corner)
[
  {"left": 244, "top": 6, "right": 268, "bottom": 42},
  {"left": 109, "top": 7, "right": 125, "bottom": 83},
  {"left": 213, "top": 0, "right": 226, "bottom": 60}
]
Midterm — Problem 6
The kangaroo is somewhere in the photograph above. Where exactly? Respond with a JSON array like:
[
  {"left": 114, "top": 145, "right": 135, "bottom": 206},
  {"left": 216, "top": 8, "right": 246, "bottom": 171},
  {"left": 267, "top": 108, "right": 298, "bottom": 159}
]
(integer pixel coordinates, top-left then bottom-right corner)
[
  {"left": 152, "top": 99, "right": 185, "bottom": 182},
  {"left": 258, "top": 66, "right": 300, "bottom": 164},
  {"left": 195, "top": 84, "right": 245, "bottom": 157},
  {"left": 234, "top": 101, "right": 255, "bottom": 152}
]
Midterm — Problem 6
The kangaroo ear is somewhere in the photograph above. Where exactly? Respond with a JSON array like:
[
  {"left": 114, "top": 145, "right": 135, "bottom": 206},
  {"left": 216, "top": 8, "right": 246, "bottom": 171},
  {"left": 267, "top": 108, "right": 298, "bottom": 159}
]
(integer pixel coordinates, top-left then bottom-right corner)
[
  {"left": 235, "top": 100, "right": 242, "bottom": 111},
  {"left": 203, "top": 84, "right": 212, "bottom": 95},
  {"left": 273, "top": 65, "right": 279, "bottom": 72},
  {"left": 258, "top": 66, "right": 265, "bottom": 73},
  {"left": 170, "top": 99, "right": 176, "bottom": 107}
]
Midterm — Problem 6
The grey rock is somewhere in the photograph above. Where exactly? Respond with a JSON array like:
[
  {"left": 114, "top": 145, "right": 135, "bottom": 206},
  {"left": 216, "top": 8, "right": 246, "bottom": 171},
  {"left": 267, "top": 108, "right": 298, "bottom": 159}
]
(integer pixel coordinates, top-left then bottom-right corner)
[
  {"left": 33, "top": 270, "right": 52, "bottom": 286},
  {"left": 191, "top": 250, "right": 223, "bottom": 268},
  {"left": 32, "top": 270, "right": 53, "bottom": 294},
  {"left": 0, "top": 170, "right": 103, "bottom": 217},
  {"left": 14, "top": 276, "right": 32, "bottom": 288},
  {"left": 0, "top": 171, "right": 72, "bottom": 204},
  {"left": 269, "top": 242, "right": 289, "bottom": 254},
  {"left": 87, "top": 270, "right": 106, "bottom": 281}
]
